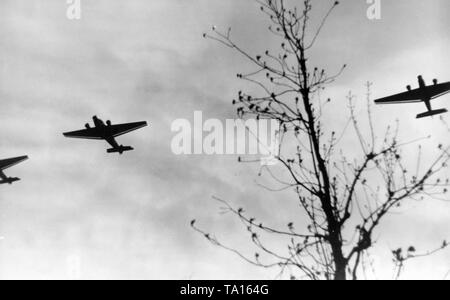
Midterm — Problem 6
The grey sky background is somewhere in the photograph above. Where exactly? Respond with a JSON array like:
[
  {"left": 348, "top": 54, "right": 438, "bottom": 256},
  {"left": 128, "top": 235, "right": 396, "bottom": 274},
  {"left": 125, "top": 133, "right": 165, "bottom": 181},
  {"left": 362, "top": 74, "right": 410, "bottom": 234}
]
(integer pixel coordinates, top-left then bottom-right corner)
[{"left": 0, "top": 0, "right": 449, "bottom": 279}]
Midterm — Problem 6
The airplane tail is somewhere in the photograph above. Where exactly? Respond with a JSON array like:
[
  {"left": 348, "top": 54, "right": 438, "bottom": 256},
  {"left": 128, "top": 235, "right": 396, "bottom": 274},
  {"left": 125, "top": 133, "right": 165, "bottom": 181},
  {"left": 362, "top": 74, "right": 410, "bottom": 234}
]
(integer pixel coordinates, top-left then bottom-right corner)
[
  {"left": 416, "top": 108, "right": 448, "bottom": 119},
  {"left": 107, "top": 145, "right": 134, "bottom": 154},
  {"left": 0, "top": 177, "right": 20, "bottom": 185}
]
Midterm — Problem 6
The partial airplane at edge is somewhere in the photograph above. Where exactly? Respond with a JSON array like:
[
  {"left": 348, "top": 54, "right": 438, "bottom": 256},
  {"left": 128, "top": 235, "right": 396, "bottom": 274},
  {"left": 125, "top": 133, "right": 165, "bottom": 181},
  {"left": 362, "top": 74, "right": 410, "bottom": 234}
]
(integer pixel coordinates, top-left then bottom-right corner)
[
  {"left": 63, "top": 116, "right": 148, "bottom": 154},
  {"left": 0, "top": 156, "right": 29, "bottom": 185},
  {"left": 375, "top": 76, "right": 450, "bottom": 119}
]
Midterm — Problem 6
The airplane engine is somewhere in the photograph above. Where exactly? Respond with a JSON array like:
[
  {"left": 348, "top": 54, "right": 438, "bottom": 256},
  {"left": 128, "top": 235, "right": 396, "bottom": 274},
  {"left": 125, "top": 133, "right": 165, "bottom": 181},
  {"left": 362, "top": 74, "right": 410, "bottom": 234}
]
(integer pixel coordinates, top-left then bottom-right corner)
[
  {"left": 433, "top": 79, "right": 438, "bottom": 85},
  {"left": 85, "top": 123, "right": 91, "bottom": 129},
  {"left": 106, "top": 120, "right": 112, "bottom": 126},
  {"left": 407, "top": 85, "right": 412, "bottom": 91}
]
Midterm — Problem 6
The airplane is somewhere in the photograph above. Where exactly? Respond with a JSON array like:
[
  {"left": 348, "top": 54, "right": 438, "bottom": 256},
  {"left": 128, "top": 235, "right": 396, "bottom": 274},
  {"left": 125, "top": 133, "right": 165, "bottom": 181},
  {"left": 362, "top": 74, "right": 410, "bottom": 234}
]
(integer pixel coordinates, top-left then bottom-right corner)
[
  {"left": 0, "top": 156, "right": 29, "bottom": 185},
  {"left": 63, "top": 116, "right": 148, "bottom": 154},
  {"left": 374, "top": 76, "right": 450, "bottom": 119}
]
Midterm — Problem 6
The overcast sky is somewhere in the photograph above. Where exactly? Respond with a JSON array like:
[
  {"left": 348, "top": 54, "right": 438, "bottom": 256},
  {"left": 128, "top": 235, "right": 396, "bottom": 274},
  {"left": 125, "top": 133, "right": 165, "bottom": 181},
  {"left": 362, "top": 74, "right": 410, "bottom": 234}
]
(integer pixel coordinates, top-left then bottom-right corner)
[{"left": 0, "top": 0, "right": 449, "bottom": 279}]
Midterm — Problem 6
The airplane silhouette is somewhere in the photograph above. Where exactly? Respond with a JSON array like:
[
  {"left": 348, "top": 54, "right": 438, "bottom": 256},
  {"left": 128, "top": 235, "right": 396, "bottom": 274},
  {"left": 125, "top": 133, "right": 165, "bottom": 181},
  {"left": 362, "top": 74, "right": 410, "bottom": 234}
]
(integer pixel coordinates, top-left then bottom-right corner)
[
  {"left": 0, "top": 156, "right": 29, "bottom": 185},
  {"left": 63, "top": 116, "right": 148, "bottom": 154},
  {"left": 375, "top": 76, "right": 450, "bottom": 119}
]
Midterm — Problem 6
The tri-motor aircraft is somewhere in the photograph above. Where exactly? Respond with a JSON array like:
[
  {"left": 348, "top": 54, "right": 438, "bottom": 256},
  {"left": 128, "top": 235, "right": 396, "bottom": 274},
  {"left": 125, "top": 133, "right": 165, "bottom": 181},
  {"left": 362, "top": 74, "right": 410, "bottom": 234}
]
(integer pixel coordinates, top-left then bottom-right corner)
[
  {"left": 63, "top": 116, "right": 148, "bottom": 154},
  {"left": 0, "top": 156, "right": 29, "bottom": 185},
  {"left": 375, "top": 76, "right": 450, "bottom": 119}
]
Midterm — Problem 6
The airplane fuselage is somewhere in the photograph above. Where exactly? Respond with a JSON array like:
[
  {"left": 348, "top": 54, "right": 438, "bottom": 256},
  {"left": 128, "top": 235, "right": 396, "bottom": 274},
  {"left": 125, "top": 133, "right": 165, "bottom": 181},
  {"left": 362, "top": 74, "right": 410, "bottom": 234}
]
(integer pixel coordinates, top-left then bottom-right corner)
[
  {"left": 92, "top": 116, "right": 120, "bottom": 149},
  {"left": 415, "top": 76, "right": 448, "bottom": 118},
  {"left": 417, "top": 76, "right": 432, "bottom": 111},
  {"left": 91, "top": 116, "right": 134, "bottom": 154},
  {"left": 418, "top": 76, "right": 426, "bottom": 89},
  {"left": 93, "top": 116, "right": 106, "bottom": 128}
]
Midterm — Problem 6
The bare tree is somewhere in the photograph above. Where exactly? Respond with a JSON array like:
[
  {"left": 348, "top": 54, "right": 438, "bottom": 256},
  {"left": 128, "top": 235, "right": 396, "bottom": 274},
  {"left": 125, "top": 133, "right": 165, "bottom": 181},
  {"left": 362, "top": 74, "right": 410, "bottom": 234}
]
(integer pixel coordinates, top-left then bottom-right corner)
[{"left": 192, "top": 0, "right": 449, "bottom": 280}]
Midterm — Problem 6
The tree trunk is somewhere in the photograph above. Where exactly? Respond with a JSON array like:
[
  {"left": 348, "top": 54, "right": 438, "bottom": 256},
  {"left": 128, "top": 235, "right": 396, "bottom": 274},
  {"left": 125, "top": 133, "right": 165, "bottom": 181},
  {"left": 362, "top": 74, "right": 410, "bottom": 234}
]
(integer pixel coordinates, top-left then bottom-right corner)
[
  {"left": 330, "top": 235, "right": 347, "bottom": 280},
  {"left": 300, "top": 55, "right": 347, "bottom": 280},
  {"left": 334, "top": 260, "right": 347, "bottom": 280}
]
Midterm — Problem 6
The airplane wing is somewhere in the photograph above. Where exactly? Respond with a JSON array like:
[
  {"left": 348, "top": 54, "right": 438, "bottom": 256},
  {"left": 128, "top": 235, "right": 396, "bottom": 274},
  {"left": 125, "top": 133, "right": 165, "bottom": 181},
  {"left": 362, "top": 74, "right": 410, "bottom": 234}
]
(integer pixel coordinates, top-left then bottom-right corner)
[
  {"left": 0, "top": 156, "right": 29, "bottom": 171},
  {"left": 374, "top": 88, "right": 424, "bottom": 104},
  {"left": 63, "top": 128, "right": 104, "bottom": 140},
  {"left": 109, "top": 121, "right": 148, "bottom": 137},
  {"left": 64, "top": 121, "right": 148, "bottom": 139},
  {"left": 428, "top": 82, "right": 450, "bottom": 99}
]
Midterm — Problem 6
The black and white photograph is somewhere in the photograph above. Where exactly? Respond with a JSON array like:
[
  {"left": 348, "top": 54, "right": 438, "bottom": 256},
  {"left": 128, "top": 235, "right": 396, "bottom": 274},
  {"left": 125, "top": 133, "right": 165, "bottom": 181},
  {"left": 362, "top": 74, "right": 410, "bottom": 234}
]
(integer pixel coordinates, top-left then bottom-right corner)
[{"left": 0, "top": 0, "right": 449, "bottom": 284}]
